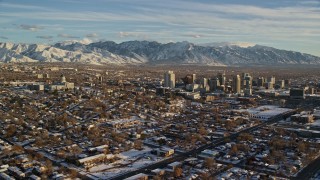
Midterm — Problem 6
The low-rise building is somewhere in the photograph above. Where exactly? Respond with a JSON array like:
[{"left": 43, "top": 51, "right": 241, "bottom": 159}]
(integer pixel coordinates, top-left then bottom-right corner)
[{"left": 77, "top": 154, "right": 114, "bottom": 168}]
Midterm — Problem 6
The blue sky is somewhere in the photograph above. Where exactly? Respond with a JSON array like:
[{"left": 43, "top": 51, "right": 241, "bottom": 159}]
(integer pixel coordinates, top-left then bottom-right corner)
[{"left": 0, "top": 0, "right": 320, "bottom": 56}]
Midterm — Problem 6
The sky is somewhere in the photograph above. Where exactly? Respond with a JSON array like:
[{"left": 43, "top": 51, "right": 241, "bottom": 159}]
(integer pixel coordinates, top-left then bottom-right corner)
[{"left": 0, "top": 0, "right": 320, "bottom": 56}]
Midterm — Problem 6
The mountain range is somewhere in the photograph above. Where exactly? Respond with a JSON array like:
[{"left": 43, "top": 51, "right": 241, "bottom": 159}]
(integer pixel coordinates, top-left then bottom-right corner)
[{"left": 0, "top": 41, "right": 319, "bottom": 66}]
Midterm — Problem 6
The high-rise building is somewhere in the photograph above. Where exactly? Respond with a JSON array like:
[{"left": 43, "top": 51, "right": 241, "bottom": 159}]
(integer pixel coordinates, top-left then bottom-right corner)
[
  {"left": 164, "top": 71, "right": 175, "bottom": 88},
  {"left": 232, "top": 75, "right": 241, "bottom": 94},
  {"left": 241, "top": 72, "right": 250, "bottom": 79},
  {"left": 244, "top": 76, "right": 252, "bottom": 89},
  {"left": 192, "top": 74, "right": 197, "bottom": 84},
  {"left": 201, "top": 78, "right": 208, "bottom": 89},
  {"left": 217, "top": 71, "right": 226, "bottom": 86},
  {"left": 277, "top": 80, "right": 285, "bottom": 89},
  {"left": 268, "top": 76, "right": 276, "bottom": 84},
  {"left": 257, "top": 77, "right": 265, "bottom": 87},
  {"left": 265, "top": 82, "right": 274, "bottom": 89},
  {"left": 209, "top": 77, "right": 220, "bottom": 91}
]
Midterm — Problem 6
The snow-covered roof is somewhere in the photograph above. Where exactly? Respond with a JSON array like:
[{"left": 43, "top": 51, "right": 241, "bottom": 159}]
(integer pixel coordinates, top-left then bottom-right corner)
[
  {"left": 124, "top": 173, "right": 148, "bottom": 180},
  {"left": 244, "top": 105, "right": 292, "bottom": 119},
  {"left": 78, "top": 154, "right": 108, "bottom": 163}
]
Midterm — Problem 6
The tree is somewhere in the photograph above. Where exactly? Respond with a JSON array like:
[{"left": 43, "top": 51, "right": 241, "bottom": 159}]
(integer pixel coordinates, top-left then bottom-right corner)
[
  {"left": 203, "top": 157, "right": 215, "bottom": 169},
  {"left": 134, "top": 140, "right": 143, "bottom": 150},
  {"left": 229, "top": 145, "right": 238, "bottom": 155},
  {"left": 5, "top": 125, "right": 16, "bottom": 137},
  {"left": 199, "top": 172, "right": 213, "bottom": 180},
  {"left": 297, "top": 142, "right": 306, "bottom": 153},
  {"left": 71, "top": 146, "right": 83, "bottom": 156},
  {"left": 11, "top": 145, "right": 24, "bottom": 153},
  {"left": 45, "top": 159, "right": 53, "bottom": 175},
  {"left": 68, "top": 169, "right": 78, "bottom": 179},
  {"left": 153, "top": 175, "right": 162, "bottom": 180},
  {"left": 199, "top": 126, "right": 208, "bottom": 136},
  {"left": 174, "top": 167, "right": 183, "bottom": 178}
]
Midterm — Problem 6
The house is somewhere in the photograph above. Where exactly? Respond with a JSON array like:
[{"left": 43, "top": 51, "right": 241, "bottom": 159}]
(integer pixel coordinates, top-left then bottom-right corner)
[
  {"left": 105, "top": 117, "right": 142, "bottom": 129},
  {"left": 8, "top": 166, "right": 25, "bottom": 179},
  {"left": 151, "top": 169, "right": 165, "bottom": 176},
  {"left": 0, "top": 172, "right": 15, "bottom": 180},
  {"left": 51, "top": 173, "right": 65, "bottom": 180},
  {"left": 124, "top": 173, "right": 148, "bottom": 180},
  {"left": 291, "top": 114, "right": 314, "bottom": 123},
  {"left": 151, "top": 148, "right": 174, "bottom": 157},
  {"left": 198, "top": 149, "right": 219, "bottom": 158},
  {"left": 167, "top": 161, "right": 182, "bottom": 171},
  {"left": 29, "top": 174, "right": 41, "bottom": 180},
  {"left": 0, "top": 164, "right": 9, "bottom": 173}
]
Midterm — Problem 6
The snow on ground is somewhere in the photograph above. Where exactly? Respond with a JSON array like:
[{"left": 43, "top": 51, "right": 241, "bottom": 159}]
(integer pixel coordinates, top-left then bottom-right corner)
[
  {"left": 89, "top": 146, "right": 164, "bottom": 179},
  {"left": 309, "top": 120, "right": 320, "bottom": 127}
]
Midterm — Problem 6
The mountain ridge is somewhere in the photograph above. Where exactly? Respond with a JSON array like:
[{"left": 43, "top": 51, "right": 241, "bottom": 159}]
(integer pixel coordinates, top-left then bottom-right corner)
[{"left": 0, "top": 41, "right": 319, "bottom": 66}]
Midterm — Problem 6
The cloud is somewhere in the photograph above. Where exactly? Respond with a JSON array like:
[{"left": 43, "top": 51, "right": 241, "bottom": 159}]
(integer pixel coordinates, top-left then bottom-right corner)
[
  {"left": 299, "top": 1, "right": 320, "bottom": 5},
  {"left": 182, "top": 34, "right": 203, "bottom": 38},
  {"left": 119, "top": 32, "right": 131, "bottom": 38},
  {"left": 86, "top": 33, "right": 98, "bottom": 38},
  {"left": 18, "top": 24, "right": 43, "bottom": 31},
  {"left": 118, "top": 31, "right": 149, "bottom": 39},
  {"left": 0, "top": 36, "right": 8, "bottom": 40},
  {"left": 36, "top": 35, "right": 53, "bottom": 40},
  {"left": 61, "top": 38, "right": 93, "bottom": 45},
  {"left": 2, "top": 0, "right": 320, "bottom": 56},
  {"left": 0, "top": 2, "right": 48, "bottom": 10},
  {"left": 58, "top": 33, "right": 79, "bottom": 39}
]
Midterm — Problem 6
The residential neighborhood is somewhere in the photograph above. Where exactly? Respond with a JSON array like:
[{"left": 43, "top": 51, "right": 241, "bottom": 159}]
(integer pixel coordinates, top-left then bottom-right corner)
[{"left": 0, "top": 64, "right": 319, "bottom": 179}]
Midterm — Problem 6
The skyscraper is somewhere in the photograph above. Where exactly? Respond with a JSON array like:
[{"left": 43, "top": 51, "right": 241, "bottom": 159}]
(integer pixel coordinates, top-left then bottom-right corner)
[
  {"left": 268, "top": 76, "right": 276, "bottom": 84},
  {"left": 201, "top": 78, "right": 209, "bottom": 89},
  {"left": 209, "top": 77, "right": 220, "bottom": 91},
  {"left": 244, "top": 76, "right": 252, "bottom": 89},
  {"left": 164, "top": 71, "right": 175, "bottom": 88},
  {"left": 257, "top": 77, "right": 265, "bottom": 87},
  {"left": 192, "top": 74, "right": 197, "bottom": 83},
  {"left": 217, "top": 71, "right": 226, "bottom": 86},
  {"left": 232, "top": 75, "right": 241, "bottom": 94}
]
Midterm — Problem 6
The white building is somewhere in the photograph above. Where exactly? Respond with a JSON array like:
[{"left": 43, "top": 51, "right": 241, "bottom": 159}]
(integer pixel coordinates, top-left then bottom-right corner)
[
  {"left": 238, "top": 105, "right": 292, "bottom": 120},
  {"left": 164, "top": 71, "right": 175, "bottom": 88}
]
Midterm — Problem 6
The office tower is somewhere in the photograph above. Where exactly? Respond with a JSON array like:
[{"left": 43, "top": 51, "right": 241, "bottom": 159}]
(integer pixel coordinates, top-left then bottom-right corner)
[
  {"left": 182, "top": 74, "right": 193, "bottom": 85},
  {"left": 164, "top": 71, "right": 175, "bottom": 88},
  {"left": 265, "top": 82, "right": 274, "bottom": 89},
  {"left": 277, "top": 80, "right": 285, "bottom": 89},
  {"left": 192, "top": 74, "right": 197, "bottom": 83},
  {"left": 209, "top": 77, "right": 220, "bottom": 91},
  {"left": 257, "top": 77, "right": 265, "bottom": 87},
  {"left": 268, "top": 76, "right": 276, "bottom": 84},
  {"left": 201, "top": 78, "right": 208, "bottom": 89},
  {"left": 217, "top": 71, "right": 226, "bottom": 86},
  {"left": 244, "top": 89, "right": 252, "bottom": 96},
  {"left": 244, "top": 76, "right": 252, "bottom": 89},
  {"left": 232, "top": 75, "right": 241, "bottom": 94},
  {"left": 241, "top": 72, "right": 250, "bottom": 79}
]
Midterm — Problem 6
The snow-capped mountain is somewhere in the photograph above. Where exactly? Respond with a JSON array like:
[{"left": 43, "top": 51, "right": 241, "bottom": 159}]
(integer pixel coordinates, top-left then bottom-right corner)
[{"left": 0, "top": 41, "right": 319, "bottom": 65}]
